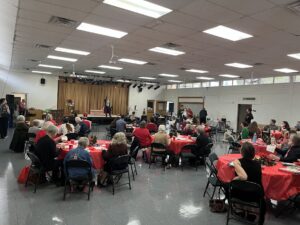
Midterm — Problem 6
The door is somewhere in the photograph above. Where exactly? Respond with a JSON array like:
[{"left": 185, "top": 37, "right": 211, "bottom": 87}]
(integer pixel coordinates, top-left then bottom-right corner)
[{"left": 237, "top": 104, "right": 252, "bottom": 132}]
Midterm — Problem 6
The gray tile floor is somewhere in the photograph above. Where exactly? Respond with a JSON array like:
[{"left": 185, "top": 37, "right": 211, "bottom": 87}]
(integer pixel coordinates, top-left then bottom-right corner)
[{"left": 0, "top": 127, "right": 299, "bottom": 225}]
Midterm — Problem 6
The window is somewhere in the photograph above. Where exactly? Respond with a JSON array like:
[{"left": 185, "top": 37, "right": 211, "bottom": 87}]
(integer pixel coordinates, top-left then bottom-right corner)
[
  {"left": 232, "top": 79, "right": 244, "bottom": 86},
  {"left": 202, "top": 82, "right": 209, "bottom": 87},
  {"left": 260, "top": 77, "right": 273, "bottom": 84},
  {"left": 222, "top": 80, "right": 232, "bottom": 86},
  {"left": 193, "top": 82, "right": 201, "bottom": 88},
  {"left": 167, "top": 84, "right": 177, "bottom": 89},
  {"left": 293, "top": 75, "right": 300, "bottom": 82},
  {"left": 178, "top": 83, "right": 186, "bottom": 89},
  {"left": 185, "top": 83, "right": 193, "bottom": 88},
  {"left": 210, "top": 81, "right": 219, "bottom": 87},
  {"left": 274, "top": 76, "right": 290, "bottom": 84},
  {"left": 245, "top": 79, "right": 259, "bottom": 85}
]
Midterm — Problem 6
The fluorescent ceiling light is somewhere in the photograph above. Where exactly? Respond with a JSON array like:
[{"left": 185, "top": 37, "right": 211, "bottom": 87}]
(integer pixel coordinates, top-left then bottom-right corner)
[
  {"left": 196, "top": 76, "right": 214, "bottom": 80},
  {"left": 287, "top": 53, "right": 300, "bottom": 60},
  {"left": 55, "top": 47, "right": 90, "bottom": 56},
  {"left": 103, "top": 0, "right": 172, "bottom": 18},
  {"left": 139, "top": 76, "right": 156, "bottom": 80},
  {"left": 118, "top": 58, "right": 147, "bottom": 65},
  {"left": 47, "top": 55, "right": 77, "bottom": 62},
  {"left": 219, "top": 74, "right": 240, "bottom": 78},
  {"left": 77, "top": 22, "right": 127, "bottom": 38},
  {"left": 274, "top": 68, "right": 299, "bottom": 73},
  {"left": 98, "top": 65, "right": 123, "bottom": 70},
  {"left": 225, "top": 62, "right": 253, "bottom": 68},
  {"left": 38, "top": 64, "right": 62, "bottom": 69},
  {"left": 32, "top": 70, "right": 52, "bottom": 74},
  {"left": 159, "top": 73, "right": 179, "bottom": 77},
  {"left": 203, "top": 25, "right": 253, "bottom": 41},
  {"left": 116, "top": 79, "right": 131, "bottom": 83},
  {"left": 168, "top": 80, "right": 182, "bottom": 83},
  {"left": 149, "top": 47, "right": 185, "bottom": 56},
  {"left": 84, "top": 70, "right": 106, "bottom": 74},
  {"left": 185, "top": 69, "right": 208, "bottom": 74}
]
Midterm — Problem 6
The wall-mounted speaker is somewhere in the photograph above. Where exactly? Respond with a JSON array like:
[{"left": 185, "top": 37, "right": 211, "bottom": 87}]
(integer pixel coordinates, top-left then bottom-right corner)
[{"left": 40, "top": 78, "right": 46, "bottom": 85}]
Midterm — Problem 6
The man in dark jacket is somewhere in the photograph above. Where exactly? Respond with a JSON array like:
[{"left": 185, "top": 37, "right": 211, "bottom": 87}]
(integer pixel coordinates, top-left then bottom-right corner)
[
  {"left": 199, "top": 107, "right": 208, "bottom": 124},
  {"left": 75, "top": 117, "right": 89, "bottom": 137},
  {"left": 35, "top": 125, "right": 60, "bottom": 181},
  {"left": 194, "top": 126, "right": 211, "bottom": 157},
  {"left": 10, "top": 115, "right": 28, "bottom": 152}
]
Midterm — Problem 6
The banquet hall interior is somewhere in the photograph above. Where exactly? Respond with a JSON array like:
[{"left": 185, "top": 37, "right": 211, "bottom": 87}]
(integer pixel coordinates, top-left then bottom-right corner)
[{"left": 1, "top": 0, "right": 300, "bottom": 225}]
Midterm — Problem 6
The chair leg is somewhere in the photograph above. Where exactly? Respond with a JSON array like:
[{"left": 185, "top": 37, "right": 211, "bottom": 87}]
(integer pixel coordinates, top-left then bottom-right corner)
[
  {"left": 87, "top": 182, "right": 91, "bottom": 201},
  {"left": 211, "top": 186, "right": 217, "bottom": 200},
  {"left": 130, "top": 164, "right": 135, "bottom": 181},
  {"left": 203, "top": 181, "right": 210, "bottom": 197},
  {"left": 63, "top": 180, "right": 67, "bottom": 200},
  {"left": 148, "top": 155, "right": 152, "bottom": 168},
  {"left": 128, "top": 171, "right": 131, "bottom": 190},
  {"left": 133, "top": 162, "right": 137, "bottom": 175},
  {"left": 111, "top": 175, "right": 115, "bottom": 195},
  {"left": 34, "top": 171, "right": 41, "bottom": 193},
  {"left": 226, "top": 203, "right": 230, "bottom": 225},
  {"left": 25, "top": 168, "right": 31, "bottom": 187}
]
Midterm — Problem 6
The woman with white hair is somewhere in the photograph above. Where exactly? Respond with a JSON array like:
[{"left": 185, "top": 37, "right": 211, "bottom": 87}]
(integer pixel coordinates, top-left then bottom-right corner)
[
  {"left": 9, "top": 115, "right": 29, "bottom": 152},
  {"left": 45, "top": 113, "right": 57, "bottom": 126},
  {"left": 99, "top": 132, "right": 128, "bottom": 186},
  {"left": 35, "top": 121, "right": 52, "bottom": 143}
]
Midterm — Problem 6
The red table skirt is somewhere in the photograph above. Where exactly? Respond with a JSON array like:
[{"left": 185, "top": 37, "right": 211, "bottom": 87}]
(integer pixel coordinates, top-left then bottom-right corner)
[
  {"left": 57, "top": 140, "right": 111, "bottom": 170},
  {"left": 217, "top": 154, "right": 300, "bottom": 201}
]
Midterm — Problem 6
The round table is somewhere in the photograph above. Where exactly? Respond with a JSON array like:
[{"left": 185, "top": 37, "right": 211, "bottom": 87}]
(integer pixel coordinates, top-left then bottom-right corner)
[
  {"left": 168, "top": 135, "right": 196, "bottom": 154},
  {"left": 271, "top": 130, "right": 282, "bottom": 140},
  {"left": 217, "top": 154, "right": 300, "bottom": 201},
  {"left": 57, "top": 140, "right": 112, "bottom": 170},
  {"left": 240, "top": 139, "right": 267, "bottom": 154}
]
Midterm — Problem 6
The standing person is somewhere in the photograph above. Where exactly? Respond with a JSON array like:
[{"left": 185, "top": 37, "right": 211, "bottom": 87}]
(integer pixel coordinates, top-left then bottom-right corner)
[
  {"left": 244, "top": 108, "right": 253, "bottom": 125},
  {"left": 116, "top": 115, "right": 127, "bottom": 132},
  {"left": 19, "top": 99, "right": 26, "bottom": 116},
  {"left": 104, "top": 96, "right": 112, "bottom": 117},
  {"left": 199, "top": 107, "right": 208, "bottom": 124},
  {"left": 0, "top": 98, "right": 10, "bottom": 139}
]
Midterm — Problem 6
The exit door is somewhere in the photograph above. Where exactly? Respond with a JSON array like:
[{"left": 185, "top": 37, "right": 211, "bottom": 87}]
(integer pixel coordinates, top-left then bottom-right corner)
[{"left": 237, "top": 104, "right": 252, "bottom": 132}]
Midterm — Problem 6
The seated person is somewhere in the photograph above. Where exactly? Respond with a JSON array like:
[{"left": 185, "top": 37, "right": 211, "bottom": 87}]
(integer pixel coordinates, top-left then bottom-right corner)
[
  {"left": 263, "top": 119, "right": 278, "bottom": 132},
  {"left": 10, "top": 115, "right": 29, "bottom": 153},
  {"left": 35, "top": 121, "right": 52, "bottom": 143},
  {"left": 129, "top": 112, "right": 136, "bottom": 123},
  {"left": 132, "top": 121, "right": 152, "bottom": 148},
  {"left": 58, "top": 117, "right": 75, "bottom": 136},
  {"left": 28, "top": 119, "right": 40, "bottom": 135},
  {"left": 99, "top": 132, "right": 128, "bottom": 185},
  {"left": 82, "top": 117, "right": 92, "bottom": 130},
  {"left": 116, "top": 115, "right": 127, "bottom": 132},
  {"left": 194, "top": 126, "right": 211, "bottom": 156},
  {"left": 35, "top": 125, "right": 61, "bottom": 183},
  {"left": 280, "top": 121, "right": 291, "bottom": 132},
  {"left": 75, "top": 117, "right": 89, "bottom": 137},
  {"left": 248, "top": 121, "right": 262, "bottom": 139},
  {"left": 146, "top": 117, "right": 158, "bottom": 133},
  {"left": 45, "top": 113, "right": 57, "bottom": 126},
  {"left": 183, "top": 123, "right": 195, "bottom": 135},
  {"left": 295, "top": 121, "right": 300, "bottom": 131},
  {"left": 64, "top": 137, "right": 94, "bottom": 180},
  {"left": 232, "top": 142, "right": 265, "bottom": 225},
  {"left": 240, "top": 122, "right": 249, "bottom": 139},
  {"left": 272, "top": 134, "right": 300, "bottom": 163},
  {"left": 276, "top": 130, "right": 296, "bottom": 153}
]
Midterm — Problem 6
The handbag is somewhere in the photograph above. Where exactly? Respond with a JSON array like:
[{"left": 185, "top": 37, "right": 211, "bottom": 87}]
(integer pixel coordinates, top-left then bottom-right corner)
[
  {"left": 209, "top": 199, "right": 227, "bottom": 213},
  {"left": 17, "top": 165, "right": 30, "bottom": 184}
]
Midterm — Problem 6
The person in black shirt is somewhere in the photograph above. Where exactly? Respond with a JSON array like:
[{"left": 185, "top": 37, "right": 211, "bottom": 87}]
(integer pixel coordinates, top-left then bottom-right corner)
[
  {"left": 194, "top": 126, "right": 211, "bottom": 156},
  {"left": 35, "top": 125, "right": 61, "bottom": 182},
  {"left": 244, "top": 108, "right": 253, "bottom": 125},
  {"left": 273, "top": 134, "right": 300, "bottom": 163},
  {"left": 199, "top": 107, "right": 208, "bottom": 124}
]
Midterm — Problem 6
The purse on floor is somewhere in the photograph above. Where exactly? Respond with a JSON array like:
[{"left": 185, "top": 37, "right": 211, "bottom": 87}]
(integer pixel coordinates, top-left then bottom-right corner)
[{"left": 209, "top": 199, "right": 227, "bottom": 213}]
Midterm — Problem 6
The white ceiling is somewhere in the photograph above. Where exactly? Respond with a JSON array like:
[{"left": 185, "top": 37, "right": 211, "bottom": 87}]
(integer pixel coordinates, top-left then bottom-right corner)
[{"left": 10, "top": 0, "right": 300, "bottom": 84}]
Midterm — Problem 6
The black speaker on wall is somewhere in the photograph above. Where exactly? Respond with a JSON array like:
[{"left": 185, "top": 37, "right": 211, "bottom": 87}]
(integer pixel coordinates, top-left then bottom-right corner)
[
  {"left": 168, "top": 102, "right": 174, "bottom": 113},
  {"left": 40, "top": 78, "right": 46, "bottom": 85}
]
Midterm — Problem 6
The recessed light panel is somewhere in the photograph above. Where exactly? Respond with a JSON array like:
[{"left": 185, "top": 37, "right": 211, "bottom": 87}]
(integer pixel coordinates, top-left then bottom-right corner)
[
  {"left": 84, "top": 70, "right": 106, "bottom": 74},
  {"left": 47, "top": 55, "right": 77, "bottom": 62},
  {"left": 139, "top": 77, "right": 156, "bottom": 80},
  {"left": 287, "top": 53, "right": 300, "bottom": 60},
  {"left": 98, "top": 65, "right": 123, "bottom": 70},
  {"left": 274, "top": 68, "right": 298, "bottom": 73},
  {"left": 159, "top": 73, "right": 179, "bottom": 77},
  {"left": 118, "top": 58, "right": 147, "bottom": 65},
  {"left": 77, "top": 22, "right": 127, "bottom": 38},
  {"left": 38, "top": 64, "right": 63, "bottom": 69},
  {"left": 149, "top": 47, "right": 185, "bottom": 56},
  {"left": 185, "top": 69, "right": 208, "bottom": 73},
  {"left": 196, "top": 76, "right": 214, "bottom": 80},
  {"left": 103, "top": 0, "right": 172, "bottom": 18},
  {"left": 55, "top": 47, "right": 90, "bottom": 56},
  {"left": 32, "top": 70, "right": 52, "bottom": 74},
  {"left": 225, "top": 63, "right": 253, "bottom": 68},
  {"left": 168, "top": 80, "right": 182, "bottom": 83},
  {"left": 219, "top": 74, "right": 240, "bottom": 78},
  {"left": 203, "top": 25, "right": 253, "bottom": 41}
]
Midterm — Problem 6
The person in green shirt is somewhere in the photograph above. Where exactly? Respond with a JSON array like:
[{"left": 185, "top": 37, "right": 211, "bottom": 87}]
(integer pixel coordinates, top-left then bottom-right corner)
[{"left": 241, "top": 122, "right": 249, "bottom": 139}]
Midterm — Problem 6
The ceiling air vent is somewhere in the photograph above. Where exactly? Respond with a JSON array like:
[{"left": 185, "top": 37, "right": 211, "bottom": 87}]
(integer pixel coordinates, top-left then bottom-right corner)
[
  {"left": 28, "top": 59, "right": 40, "bottom": 62},
  {"left": 253, "top": 62, "right": 264, "bottom": 66},
  {"left": 179, "top": 67, "right": 187, "bottom": 70},
  {"left": 35, "top": 44, "right": 52, "bottom": 49},
  {"left": 48, "top": 16, "right": 79, "bottom": 28},
  {"left": 146, "top": 62, "right": 156, "bottom": 65},
  {"left": 162, "top": 42, "right": 181, "bottom": 48}
]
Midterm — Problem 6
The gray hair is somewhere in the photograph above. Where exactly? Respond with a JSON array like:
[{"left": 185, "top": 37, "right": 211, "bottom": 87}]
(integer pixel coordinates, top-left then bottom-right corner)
[
  {"left": 196, "top": 126, "right": 205, "bottom": 135},
  {"left": 32, "top": 119, "right": 40, "bottom": 127},
  {"left": 78, "top": 137, "right": 89, "bottom": 147},
  {"left": 140, "top": 121, "right": 146, "bottom": 128},
  {"left": 16, "top": 115, "right": 25, "bottom": 122},
  {"left": 45, "top": 114, "right": 53, "bottom": 121},
  {"left": 41, "top": 121, "right": 52, "bottom": 130},
  {"left": 112, "top": 132, "right": 127, "bottom": 145},
  {"left": 46, "top": 125, "right": 58, "bottom": 136},
  {"left": 158, "top": 125, "right": 166, "bottom": 132},
  {"left": 75, "top": 117, "right": 82, "bottom": 124}
]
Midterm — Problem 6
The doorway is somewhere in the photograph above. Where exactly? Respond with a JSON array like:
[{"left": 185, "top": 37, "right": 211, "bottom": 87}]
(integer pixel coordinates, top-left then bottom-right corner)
[{"left": 237, "top": 104, "right": 252, "bottom": 132}]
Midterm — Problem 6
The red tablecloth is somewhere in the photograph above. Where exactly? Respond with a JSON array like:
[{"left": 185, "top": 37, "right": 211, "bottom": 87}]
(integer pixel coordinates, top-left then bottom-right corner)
[
  {"left": 271, "top": 130, "right": 282, "bottom": 140},
  {"left": 57, "top": 140, "right": 111, "bottom": 170},
  {"left": 240, "top": 139, "right": 267, "bottom": 154},
  {"left": 168, "top": 135, "right": 196, "bottom": 154},
  {"left": 217, "top": 154, "right": 300, "bottom": 201}
]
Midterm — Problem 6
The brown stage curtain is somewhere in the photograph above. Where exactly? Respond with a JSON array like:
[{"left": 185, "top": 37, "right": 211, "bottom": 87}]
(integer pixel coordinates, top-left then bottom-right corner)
[{"left": 57, "top": 80, "right": 129, "bottom": 115}]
